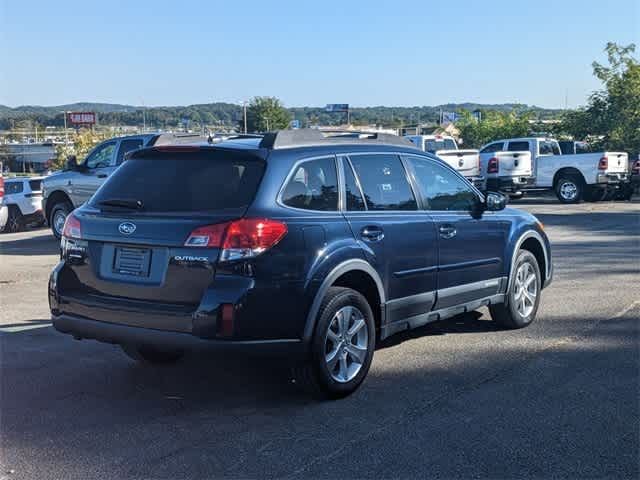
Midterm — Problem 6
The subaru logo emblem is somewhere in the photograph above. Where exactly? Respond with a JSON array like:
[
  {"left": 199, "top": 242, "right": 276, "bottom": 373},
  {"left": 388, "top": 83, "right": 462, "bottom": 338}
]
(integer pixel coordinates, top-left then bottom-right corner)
[{"left": 118, "top": 222, "right": 136, "bottom": 235}]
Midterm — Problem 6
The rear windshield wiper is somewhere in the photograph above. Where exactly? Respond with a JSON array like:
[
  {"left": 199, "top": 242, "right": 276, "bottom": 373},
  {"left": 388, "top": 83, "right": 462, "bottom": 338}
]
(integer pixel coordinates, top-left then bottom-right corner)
[{"left": 97, "top": 198, "right": 144, "bottom": 210}]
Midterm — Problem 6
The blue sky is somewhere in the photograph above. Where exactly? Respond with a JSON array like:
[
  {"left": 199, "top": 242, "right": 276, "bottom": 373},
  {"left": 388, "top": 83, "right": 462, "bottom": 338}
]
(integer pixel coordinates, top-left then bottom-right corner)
[{"left": 1, "top": 0, "right": 638, "bottom": 108}]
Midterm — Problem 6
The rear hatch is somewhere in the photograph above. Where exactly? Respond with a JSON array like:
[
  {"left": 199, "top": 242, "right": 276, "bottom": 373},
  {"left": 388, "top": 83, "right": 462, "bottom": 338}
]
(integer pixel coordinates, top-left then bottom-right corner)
[
  {"left": 436, "top": 149, "right": 480, "bottom": 177},
  {"left": 59, "top": 148, "right": 265, "bottom": 310},
  {"left": 602, "top": 152, "right": 628, "bottom": 174}
]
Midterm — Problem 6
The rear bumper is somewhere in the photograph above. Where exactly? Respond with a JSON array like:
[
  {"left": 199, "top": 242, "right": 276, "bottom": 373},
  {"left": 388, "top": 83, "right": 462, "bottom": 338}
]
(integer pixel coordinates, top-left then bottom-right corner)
[
  {"left": 486, "top": 176, "right": 535, "bottom": 192},
  {"left": 52, "top": 313, "right": 305, "bottom": 356},
  {"left": 596, "top": 173, "right": 629, "bottom": 184}
]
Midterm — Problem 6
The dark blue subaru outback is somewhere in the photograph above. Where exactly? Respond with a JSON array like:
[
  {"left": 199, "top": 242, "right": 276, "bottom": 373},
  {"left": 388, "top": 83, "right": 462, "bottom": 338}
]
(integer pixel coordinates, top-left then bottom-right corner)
[{"left": 49, "top": 130, "right": 552, "bottom": 399}]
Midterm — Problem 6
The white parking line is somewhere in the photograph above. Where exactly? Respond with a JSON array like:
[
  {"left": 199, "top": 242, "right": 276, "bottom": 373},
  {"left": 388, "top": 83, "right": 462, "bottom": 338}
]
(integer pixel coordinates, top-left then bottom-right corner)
[{"left": 0, "top": 323, "right": 52, "bottom": 333}]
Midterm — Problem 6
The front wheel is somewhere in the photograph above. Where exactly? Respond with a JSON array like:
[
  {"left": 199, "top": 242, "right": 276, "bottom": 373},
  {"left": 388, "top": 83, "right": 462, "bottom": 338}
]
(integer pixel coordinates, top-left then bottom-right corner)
[
  {"left": 292, "top": 287, "right": 375, "bottom": 399},
  {"left": 490, "top": 250, "right": 541, "bottom": 329}
]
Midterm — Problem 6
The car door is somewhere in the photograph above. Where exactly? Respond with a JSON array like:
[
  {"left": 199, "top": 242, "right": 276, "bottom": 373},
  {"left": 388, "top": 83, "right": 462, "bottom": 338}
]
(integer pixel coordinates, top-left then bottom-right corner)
[
  {"left": 403, "top": 155, "right": 510, "bottom": 310},
  {"left": 341, "top": 153, "right": 438, "bottom": 324},
  {"left": 72, "top": 140, "right": 118, "bottom": 205}
]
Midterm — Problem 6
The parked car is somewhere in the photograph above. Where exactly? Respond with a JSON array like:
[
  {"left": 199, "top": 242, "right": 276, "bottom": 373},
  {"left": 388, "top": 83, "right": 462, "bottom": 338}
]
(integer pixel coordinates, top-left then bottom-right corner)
[
  {"left": 631, "top": 155, "right": 640, "bottom": 193},
  {"left": 42, "top": 133, "right": 204, "bottom": 238},
  {"left": 49, "top": 130, "right": 552, "bottom": 399},
  {"left": 480, "top": 137, "right": 631, "bottom": 203},
  {"left": 0, "top": 176, "right": 45, "bottom": 233},
  {"left": 405, "top": 134, "right": 485, "bottom": 190}
]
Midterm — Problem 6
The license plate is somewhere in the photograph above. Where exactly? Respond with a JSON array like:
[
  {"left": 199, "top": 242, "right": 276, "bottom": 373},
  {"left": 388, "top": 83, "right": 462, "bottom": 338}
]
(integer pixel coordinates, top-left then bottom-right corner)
[{"left": 113, "top": 247, "right": 151, "bottom": 277}]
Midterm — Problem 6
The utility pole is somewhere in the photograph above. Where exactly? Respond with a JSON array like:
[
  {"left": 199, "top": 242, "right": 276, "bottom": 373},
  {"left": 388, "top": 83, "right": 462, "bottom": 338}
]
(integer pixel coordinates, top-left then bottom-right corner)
[
  {"left": 141, "top": 100, "right": 146, "bottom": 133},
  {"left": 62, "top": 111, "right": 68, "bottom": 144},
  {"left": 265, "top": 117, "right": 270, "bottom": 132},
  {"left": 243, "top": 102, "right": 248, "bottom": 133}
]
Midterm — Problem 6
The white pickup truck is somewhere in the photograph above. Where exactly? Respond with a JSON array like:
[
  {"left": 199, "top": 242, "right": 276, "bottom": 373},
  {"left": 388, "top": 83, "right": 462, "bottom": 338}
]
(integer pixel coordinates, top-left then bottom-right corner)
[
  {"left": 405, "top": 135, "right": 485, "bottom": 190},
  {"left": 479, "top": 137, "right": 631, "bottom": 202}
]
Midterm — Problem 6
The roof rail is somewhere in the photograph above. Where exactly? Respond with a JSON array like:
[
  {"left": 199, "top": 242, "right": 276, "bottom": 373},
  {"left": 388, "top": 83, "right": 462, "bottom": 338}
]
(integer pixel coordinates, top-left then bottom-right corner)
[
  {"left": 259, "top": 129, "right": 416, "bottom": 149},
  {"left": 207, "top": 133, "right": 264, "bottom": 144}
]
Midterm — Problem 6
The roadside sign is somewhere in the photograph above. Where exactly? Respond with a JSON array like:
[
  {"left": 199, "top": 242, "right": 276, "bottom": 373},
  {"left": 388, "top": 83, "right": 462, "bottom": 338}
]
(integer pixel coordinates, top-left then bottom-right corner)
[
  {"left": 325, "top": 104, "right": 349, "bottom": 113},
  {"left": 67, "top": 112, "right": 96, "bottom": 125},
  {"left": 290, "top": 120, "right": 301, "bottom": 129}
]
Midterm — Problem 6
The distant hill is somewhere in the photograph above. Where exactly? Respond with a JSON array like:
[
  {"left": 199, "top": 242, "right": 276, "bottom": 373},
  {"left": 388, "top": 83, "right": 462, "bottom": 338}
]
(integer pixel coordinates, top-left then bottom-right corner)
[{"left": 0, "top": 101, "right": 565, "bottom": 130}]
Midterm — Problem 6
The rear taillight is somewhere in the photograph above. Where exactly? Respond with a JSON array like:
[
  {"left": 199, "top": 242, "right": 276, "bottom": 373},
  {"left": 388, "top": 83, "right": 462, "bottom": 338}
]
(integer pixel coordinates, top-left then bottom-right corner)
[
  {"left": 632, "top": 160, "right": 640, "bottom": 174},
  {"left": 62, "top": 213, "right": 82, "bottom": 239},
  {"left": 487, "top": 157, "right": 499, "bottom": 174},
  {"left": 185, "top": 218, "right": 288, "bottom": 262},
  {"left": 598, "top": 156, "right": 608, "bottom": 170}
]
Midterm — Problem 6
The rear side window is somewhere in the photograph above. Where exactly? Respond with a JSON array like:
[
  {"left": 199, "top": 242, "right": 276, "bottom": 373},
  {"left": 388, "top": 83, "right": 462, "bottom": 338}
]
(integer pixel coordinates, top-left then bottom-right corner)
[
  {"left": 28, "top": 179, "right": 42, "bottom": 191},
  {"left": 91, "top": 151, "right": 265, "bottom": 212},
  {"left": 507, "top": 141, "right": 529, "bottom": 152},
  {"left": 539, "top": 141, "right": 558, "bottom": 155},
  {"left": 4, "top": 182, "right": 24, "bottom": 195},
  {"left": 281, "top": 157, "right": 338, "bottom": 211},
  {"left": 349, "top": 154, "right": 417, "bottom": 211},
  {"left": 343, "top": 159, "right": 366, "bottom": 211},
  {"left": 480, "top": 142, "right": 503, "bottom": 153}
]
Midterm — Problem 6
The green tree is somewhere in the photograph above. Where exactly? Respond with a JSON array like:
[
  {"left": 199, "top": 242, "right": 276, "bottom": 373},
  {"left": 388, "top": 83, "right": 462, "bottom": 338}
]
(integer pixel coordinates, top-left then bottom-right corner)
[
  {"left": 245, "top": 97, "right": 291, "bottom": 132},
  {"left": 559, "top": 42, "right": 639, "bottom": 154},
  {"left": 52, "top": 129, "right": 116, "bottom": 170},
  {"left": 456, "top": 110, "right": 532, "bottom": 148}
]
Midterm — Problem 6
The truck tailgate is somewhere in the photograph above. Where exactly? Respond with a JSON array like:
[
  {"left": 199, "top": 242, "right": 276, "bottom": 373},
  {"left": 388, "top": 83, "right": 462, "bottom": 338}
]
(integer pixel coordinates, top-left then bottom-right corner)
[
  {"left": 603, "top": 152, "right": 628, "bottom": 174},
  {"left": 436, "top": 149, "right": 480, "bottom": 177}
]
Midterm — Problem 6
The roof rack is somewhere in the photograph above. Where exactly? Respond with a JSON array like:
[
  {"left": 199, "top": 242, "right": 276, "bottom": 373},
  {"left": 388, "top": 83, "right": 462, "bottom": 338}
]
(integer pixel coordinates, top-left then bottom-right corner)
[
  {"left": 207, "top": 133, "right": 264, "bottom": 144},
  {"left": 258, "top": 129, "right": 415, "bottom": 149}
]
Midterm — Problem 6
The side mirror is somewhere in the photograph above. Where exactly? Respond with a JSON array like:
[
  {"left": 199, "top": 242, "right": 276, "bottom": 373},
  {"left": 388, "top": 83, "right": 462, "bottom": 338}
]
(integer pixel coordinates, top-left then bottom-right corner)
[
  {"left": 485, "top": 191, "right": 507, "bottom": 211},
  {"left": 66, "top": 155, "right": 78, "bottom": 171}
]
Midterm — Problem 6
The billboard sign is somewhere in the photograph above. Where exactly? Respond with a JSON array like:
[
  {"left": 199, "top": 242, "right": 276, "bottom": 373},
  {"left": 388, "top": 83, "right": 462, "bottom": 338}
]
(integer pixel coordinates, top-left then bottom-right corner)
[
  {"left": 67, "top": 112, "right": 96, "bottom": 125},
  {"left": 325, "top": 104, "right": 349, "bottom": 113},
  {"left": 440, "top": 111, "right": 459, "bottom": 125}
]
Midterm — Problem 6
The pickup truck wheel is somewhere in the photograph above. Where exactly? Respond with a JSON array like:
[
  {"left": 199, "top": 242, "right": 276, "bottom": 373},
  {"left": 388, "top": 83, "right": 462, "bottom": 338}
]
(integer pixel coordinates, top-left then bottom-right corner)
[
  {"left": 121, "top": 345, "right": 184, "bottom": 365},
  {"left": 490, "top": 250, "right": 541, "bottom": 329},
  {"left": 50, "top": 202, "right": 72, "bottom": 239},
  {"left": 509, "top": 192, "right": 524, "bottom": 200},
  {"left": 555, "top": 176, "right": 583, "bottom": 203},
  {"left": 292, "top": 287, "right": 375, "bottom": 399},
  {"left": 2, "top": 206, "right": 23, "bottom": 233}
]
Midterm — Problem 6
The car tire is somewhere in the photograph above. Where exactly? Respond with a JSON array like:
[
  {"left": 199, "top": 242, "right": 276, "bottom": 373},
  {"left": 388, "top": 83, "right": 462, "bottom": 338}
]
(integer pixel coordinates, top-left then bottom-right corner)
[
  {"left": 121, "top": 345, "right": 184, "bottom": 365},
  {"left": 2, "top": 206, "right": 23, "bottom": 233},
  {"left": 292, "top": 287, "right": 376, "bottom": 400},
  {"left": 490, "top": 250, "right": 541, "bottom": 329},
  {"left": 50, "top": 202, "right": 73, "bottom": 239},
  {"left": 508, "top": 192, "right": 524, "bottom": 201},
  {"left": 555, "top": 175, "right": 583, "bottom": 203}
]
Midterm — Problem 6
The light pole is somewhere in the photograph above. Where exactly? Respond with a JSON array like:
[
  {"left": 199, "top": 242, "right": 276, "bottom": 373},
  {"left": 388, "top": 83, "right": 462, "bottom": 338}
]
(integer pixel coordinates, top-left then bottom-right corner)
[{"left": 61, "top": 111, "right": 69, "bottom": 144}]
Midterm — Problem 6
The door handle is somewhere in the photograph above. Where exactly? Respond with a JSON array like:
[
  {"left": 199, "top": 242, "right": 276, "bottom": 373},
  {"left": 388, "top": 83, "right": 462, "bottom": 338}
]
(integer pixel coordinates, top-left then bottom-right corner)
[
  {"left": 361, "top": 226, "right": 384, "bottom": 242},
  {"left": 97, "top": 173, "right": 108, "bottom": 178},
  {"left": 439, "top": 225, "right": 457, "bottom": 239}
]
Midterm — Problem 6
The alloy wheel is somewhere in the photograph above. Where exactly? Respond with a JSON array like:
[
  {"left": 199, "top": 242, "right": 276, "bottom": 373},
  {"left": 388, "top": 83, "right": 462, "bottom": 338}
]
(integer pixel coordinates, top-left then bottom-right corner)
[
  {"left": 513, "top": 261, "right": 537, "bottom": 317},
  {"left": 324, "top": 305, "right": 369, "bottom": 383},
  {"left": 560, "top": 181, "right": 578, "bottom": 201}
]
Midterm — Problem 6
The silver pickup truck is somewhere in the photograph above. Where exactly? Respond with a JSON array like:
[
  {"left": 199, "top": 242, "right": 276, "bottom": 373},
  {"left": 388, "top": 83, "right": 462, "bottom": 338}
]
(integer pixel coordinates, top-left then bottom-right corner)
[{"left": 42, "top": 133, "right": 203, "bottom": 238}]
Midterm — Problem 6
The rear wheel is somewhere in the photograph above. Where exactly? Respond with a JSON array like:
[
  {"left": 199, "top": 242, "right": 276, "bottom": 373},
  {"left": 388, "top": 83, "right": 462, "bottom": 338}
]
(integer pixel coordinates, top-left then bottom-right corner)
[
  {"left": 2, "top": 206, "right": 23, "bottom": 233},
  {"left": 292, "top": 287, "right": 375, "bottom": 399},
  {"left": 555, "top": 175, "right": 583, "bottom": 203},
  {"left": 490, "top": 250, "right": 541, "bottom": 329},
  {"left": 509, "top": 192, "right": 524, "bottom": 201},
  {"left": 50, "top": 202, "right": 72, "bottom": 239},
  {"left": 121, "top": 345, "right": 184, "bottom": 365}
]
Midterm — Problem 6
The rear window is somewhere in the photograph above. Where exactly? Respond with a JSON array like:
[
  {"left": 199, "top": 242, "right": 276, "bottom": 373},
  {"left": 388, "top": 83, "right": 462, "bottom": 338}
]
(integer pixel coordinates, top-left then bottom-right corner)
[
  {"left": 5, "top": 182, "right": 24, "bottom": 195},
  {"left": 507, "top": 141, "right": 529, "bottom": 152},
  {"left": 424, "top": 139, "right": 456, "bottom": 153},
  {"left": 90, "top": 151, "right": 265, "bottom": 212},
  {"left": 28, "top": 179, "right": 42, "bottom": 191}
]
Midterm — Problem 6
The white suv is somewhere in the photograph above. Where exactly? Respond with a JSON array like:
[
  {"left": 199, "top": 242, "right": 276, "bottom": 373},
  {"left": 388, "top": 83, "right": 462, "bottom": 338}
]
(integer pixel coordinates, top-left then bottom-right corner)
[{"left": 0, "top": 176, "right": 46, "bottom": 233}]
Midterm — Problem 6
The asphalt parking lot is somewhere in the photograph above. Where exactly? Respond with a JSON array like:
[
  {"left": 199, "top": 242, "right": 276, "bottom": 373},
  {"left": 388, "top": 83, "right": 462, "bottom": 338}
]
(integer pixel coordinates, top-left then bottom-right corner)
[{"left": 1, "top": 196, "right": 639, "bottom": 479}]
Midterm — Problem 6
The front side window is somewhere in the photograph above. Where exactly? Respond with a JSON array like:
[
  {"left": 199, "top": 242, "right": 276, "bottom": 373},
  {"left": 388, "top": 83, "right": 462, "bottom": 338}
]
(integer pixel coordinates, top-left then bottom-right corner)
[
  {"left": 281, "top": 157, "right": 338, "bottom": 211},
  {"left": 480, "top": 142, "right": 504, "bottom": 153},
  {"left": 116, "top": 139, "right": 144, "bottom": 165},
  {"left": 405, "top": 156, "right": 479, "bottom": 211},
  {"left": 348, "top": 154, "right": 417, "bottom": 211},
  {"left": 85, "top": 141, "right": 116, "bottom": 169}
]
